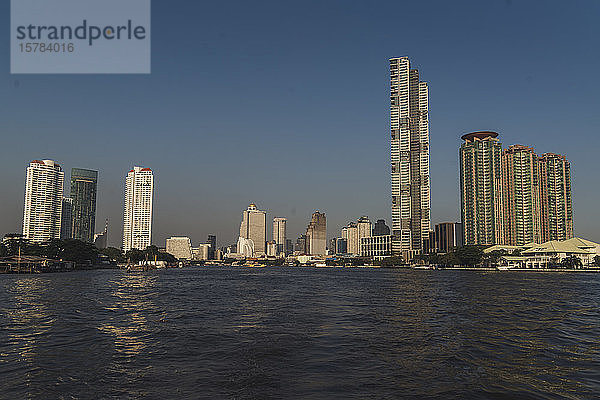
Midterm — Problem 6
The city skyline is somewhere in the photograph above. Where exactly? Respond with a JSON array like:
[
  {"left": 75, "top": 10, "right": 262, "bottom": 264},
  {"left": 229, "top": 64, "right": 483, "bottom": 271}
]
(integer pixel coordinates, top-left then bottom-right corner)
[{"left": 2, "top": 1, "right": 600, "bottom": 247}]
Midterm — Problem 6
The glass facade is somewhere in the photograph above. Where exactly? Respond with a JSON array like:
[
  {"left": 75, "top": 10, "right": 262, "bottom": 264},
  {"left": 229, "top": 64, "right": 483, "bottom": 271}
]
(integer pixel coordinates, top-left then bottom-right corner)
[{"left": 70, "top": 168, "right": 98, "bottom": 243}]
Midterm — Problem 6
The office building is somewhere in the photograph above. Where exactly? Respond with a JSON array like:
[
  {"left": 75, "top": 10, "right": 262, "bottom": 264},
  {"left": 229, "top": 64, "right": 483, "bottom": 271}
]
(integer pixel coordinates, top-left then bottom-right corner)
[
  {"left": 206, "top": 235, "right": 216, "bottom": 259},
  {"left": 166, "top": 236, "right": 193, "bottom": 260},
  {"left": 285, "top": 239, "right": 294, "bottom": 255},
  {"left": 390, "top": 57, "right": 431, "bottom": 257},
  {"left": 22, "top": 160, "right": 64, "bottom": 242},
  {"left": 342, "top": 222, "right": 359, "bottom": 255},
  {"left": 266, "top": 240, "right": 278, "bottom": 257},
  {"left": 373, "top": 219, "right": 390, "bottom": 236},
  {"left": 306, "top": 211, "right": 326, "bottom": 256},
  {"left": 538, "top": 153, "right": 573, "bottom": 242},
  {"left": 70, "top": 168, "right": 98, "bottom": 243},
  {"left": 335, "top": 238, "right": 348, "bottom": 254},
  {"left": 273, "top": 217, "right": 287, "bottom": 255},
  {"left": 434, "top": 222, "right": 463, "bottom": 253},
  {"left": 360, "top": 235, "right": 392, "bottom": 259},
  {"left": 238, "top": 203, "right": 267, "bottom": 256},
  {"left": 295, "top": 234, "right": 307, "bottom": 254},
  {"left": 460, "top": 131, "right": 503, "bottom": 246},
  {"left": 357, "top": 216, "right": 372, "bottom": 241},
  {"left": 193, "top": 243, "right": 211, "bottom": 261},
  {"left": 122, "top": 166, "right": 154, "bottom": 251},
  {"left": 60, "top": 197, "right": 73, "bottom": 239}
]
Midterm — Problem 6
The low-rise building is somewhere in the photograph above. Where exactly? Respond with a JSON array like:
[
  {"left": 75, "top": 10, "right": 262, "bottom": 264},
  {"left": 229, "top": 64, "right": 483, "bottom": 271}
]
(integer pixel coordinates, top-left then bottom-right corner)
[
  {"left": 166, "top": 237, "right": 193, "bottom": 260},
  {"left": 360, "top": 235, "right": 392, "bottom": 259}
]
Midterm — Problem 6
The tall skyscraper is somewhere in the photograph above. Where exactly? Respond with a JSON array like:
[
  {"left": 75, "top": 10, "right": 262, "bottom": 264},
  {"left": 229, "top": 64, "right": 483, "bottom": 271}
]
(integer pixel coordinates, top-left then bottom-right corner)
[
  {"left": 305, "top": 211, "right": 326, "bottom": 256},
  {"left": 460, "top": 131, "right": 504, "bottom": 246},
  {"left": 238, "top": 203, "right": 267, "bottom": 256},
  {"left": 538, "top": 153, "right": 573, "bottom": 242},
  {"left": 22, "top": 160, "right": 64, "bottom": 242},
  {"left": 60, "top": 197, "right": 73, "bottom": 239},
  {"left": 206, "top": 235, "right": 217, "bottom": 259},
  {"left": 70, "top": 168, "right": 98, "bottom": 243},
  {"left": 122, "top": 166, "right": 154, "bottom": 252},
  {"left": 501, "top": 145, "right": 540, "bottom": 245},
  {"left": 273, "top": 217, "right": 287, "bottom": 255},
  {"left": 390, "top": 57, "right": 431, "bottom": 258}
]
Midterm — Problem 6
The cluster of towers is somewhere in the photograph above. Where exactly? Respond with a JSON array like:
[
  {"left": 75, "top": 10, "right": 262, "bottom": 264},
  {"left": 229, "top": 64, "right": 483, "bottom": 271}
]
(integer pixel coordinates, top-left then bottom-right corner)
[
  {"left": 22, "top": 160, "right": 101, "bottom": 245},
  {"left": 459, "top": 132, "right": 572, "bottom": 246},
  {"left": 389, "top": 57, "right": 574, "bottom": 257},
  {"left": 21, "top": 160, "right": 154, "bottom": 252}
]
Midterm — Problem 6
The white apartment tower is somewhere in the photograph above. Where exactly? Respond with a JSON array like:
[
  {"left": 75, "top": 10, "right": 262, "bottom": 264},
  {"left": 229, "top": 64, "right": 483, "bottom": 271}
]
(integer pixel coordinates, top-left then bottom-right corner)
[
  {"left": 123, "top": 166, "right": 154, "bottom": 252},
  {"left": 238, "top": 203, "right": 267, "bottom": 256},
  {"left": 390, "top": 57, "right": 431, "bottom": 258},
  {"left": 22, "top": 160, "right": 65, "bottom": 242},
  {"left": 273, "top": 217, "right": 287, "bottom": 255}
]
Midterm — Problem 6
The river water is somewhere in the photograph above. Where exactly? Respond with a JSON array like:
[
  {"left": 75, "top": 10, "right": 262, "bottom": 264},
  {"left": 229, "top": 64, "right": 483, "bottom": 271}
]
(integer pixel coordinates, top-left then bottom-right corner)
[{"left": 0, "top": 267, "right": 599, "bottom": 399}]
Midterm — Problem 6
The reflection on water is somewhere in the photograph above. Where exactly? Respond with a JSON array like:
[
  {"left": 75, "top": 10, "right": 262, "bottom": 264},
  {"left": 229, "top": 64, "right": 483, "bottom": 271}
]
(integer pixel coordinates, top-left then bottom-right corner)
[
  {"left": 0, "top": 268, "right": 599, "bottom": 398},
  {"left": 98, "top": 273, "right": 158, "bottom": 358}
]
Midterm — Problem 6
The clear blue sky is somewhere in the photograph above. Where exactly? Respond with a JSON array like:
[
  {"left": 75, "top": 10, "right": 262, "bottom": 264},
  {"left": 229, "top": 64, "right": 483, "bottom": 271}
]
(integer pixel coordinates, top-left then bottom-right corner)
[{"left": 1, "top": 0, "right": 599, "bottom": 248}]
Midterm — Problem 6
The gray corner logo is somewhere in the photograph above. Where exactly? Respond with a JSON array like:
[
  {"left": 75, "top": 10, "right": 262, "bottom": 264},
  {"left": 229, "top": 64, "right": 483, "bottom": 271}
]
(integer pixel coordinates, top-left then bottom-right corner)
[{"left": 11, "top": 0, "right": 151, "bottom": 74}]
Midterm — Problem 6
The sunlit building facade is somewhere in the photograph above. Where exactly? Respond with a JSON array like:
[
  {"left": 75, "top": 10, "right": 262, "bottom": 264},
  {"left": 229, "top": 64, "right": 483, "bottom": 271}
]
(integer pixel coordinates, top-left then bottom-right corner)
[
  {"left": 238, "top": 203, "right": 267, "bottom": 256},
  {"left": 460, "top": 131, "right": 504, "bottom": 246},
  {"left": 538, "top": 153, "right": 573, "bottom": 242},
  {"left": 123, "top": 166, "right": 154, "bottom": 251},
  {"left": 22, "top": 160, "right": 64, "bottom": 242}
]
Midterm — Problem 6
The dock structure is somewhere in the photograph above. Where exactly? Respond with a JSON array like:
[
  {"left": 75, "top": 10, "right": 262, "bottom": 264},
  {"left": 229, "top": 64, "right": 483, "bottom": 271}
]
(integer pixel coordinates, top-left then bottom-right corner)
[{"left": 0, "top": 256, "right": 73, "bottom": 274}]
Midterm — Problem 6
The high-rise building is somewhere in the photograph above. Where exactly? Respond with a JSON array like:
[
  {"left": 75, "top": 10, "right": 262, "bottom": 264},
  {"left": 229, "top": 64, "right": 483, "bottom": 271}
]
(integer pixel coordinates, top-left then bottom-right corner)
[
  {"left": 295, "top": 234, "right": 307, "bottom": 254},
  {"left": 166, "top": 236, "right": 193, "bottom": 260},
  {"left": 434, "top": 222, "right": 464, "bottom": 253},
  {"left": 390, "top": 57, "right": 431, "bottom": 258},
  {"left": 357, "top": 216, "right": 372, "bottom": 242},
  {"left": 335, "top": 238, "right": 347, "bottom": 254},
  {"left": 460, "top": 131, "right": 503, "bottom": 246},
  {"left": 273, "top": 217, "right": 287, "bottom": 255},
  {"left": 70, "top": 168, "right": 98, "bottom": 243},
  {"left": 206, "top": 235, "right": 216, "bottom": 259},
  {"left": 306, "top": 211, "right": 326, "bottom": 256},
  {"left": 373, "top": 219, "right": 391, "bottom": 236},
  {"left": 342, "top": 222, "right": 359, "bottom": 255},
  {"left": 238, "top": 203, "right": 267, "bottom": 256},
  {"left": 60, "top": 197, "right": 73, "bottom": 239},
  {"left": 501, "top": 145, "right": 540, "bottom": 245},
  {"left": 538, "top": 153, "right": 573, "bottom": 242},
  {"left": 22, "top": 160, "right": 64, "bottom": 242},
  {"left": 122, "top": 166, "right": 154, "bottom": 252},
  {"left": 285, "top": 239, "right": 294, "bottom": 255}
]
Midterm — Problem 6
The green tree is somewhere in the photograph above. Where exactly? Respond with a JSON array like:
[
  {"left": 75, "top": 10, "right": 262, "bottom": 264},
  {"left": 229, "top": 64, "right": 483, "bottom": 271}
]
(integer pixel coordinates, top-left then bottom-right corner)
[
  {"left": 100, "top": 247, "right": 126, "bottom": 263},
  {"left": 439, "top": 252, "right": 460, "bottom": 266},
  {"left": 484, "top": 250, "right": 508, "bottom": 266},
  {"left": 561, "top": 255, "right": 582, "bottom": 269},
  {"left": 375, "top": 256, "right": 405, "bottom": 267},
  {"left": 0, "top": 243, "right": 7, "bottom": 257},
  {"left": 455, "top": 246, "right": 484, "bottom": 267},
  {"left": 594, "top": 255, "right": 600, "bottom": 267},
  {"left": 126, "top": 249, "right": 146, "bottom": 263}
]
